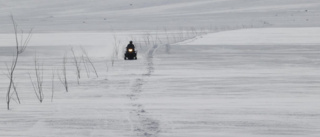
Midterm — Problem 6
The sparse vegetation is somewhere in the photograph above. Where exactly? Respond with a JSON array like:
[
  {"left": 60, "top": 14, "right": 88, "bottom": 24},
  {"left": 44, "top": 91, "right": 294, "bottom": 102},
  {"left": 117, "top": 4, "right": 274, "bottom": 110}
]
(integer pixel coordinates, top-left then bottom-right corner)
[
  {"left": 5, "top": 15, "right": 33, "bottom": 110},
  {"left": 81, "top": 47, "right": 98, "bottom": 78},
  {"left": 51, "top": 69, "right": 55, "bottom": 102},
  {"left": 29, "top": 54, "right": 44, "bottom": 103},
  {"left": 111, "top": 35, "right": 122, "bottom": 66},
  {"left": 58, "top": 53, "right": 69, "bottom": 92},
  {"left": 71, "top": 47, "right": 81, "bottom": 84}
]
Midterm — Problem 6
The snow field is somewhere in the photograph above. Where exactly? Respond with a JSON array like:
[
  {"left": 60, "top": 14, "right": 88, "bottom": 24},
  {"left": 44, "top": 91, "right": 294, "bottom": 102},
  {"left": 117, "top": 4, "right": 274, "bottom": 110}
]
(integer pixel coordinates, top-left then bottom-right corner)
[
  {"left": 1, "top": 0, "right": 320, "bottom": 136},
  {"left": 182, "top": 27, "right": 320, "bottom": 46},
  {"left": 1, "top": 0, "right": 320, "bottom": 32},
  {"left": 2, "top": 27, "right": 319, "bottom": 136}
]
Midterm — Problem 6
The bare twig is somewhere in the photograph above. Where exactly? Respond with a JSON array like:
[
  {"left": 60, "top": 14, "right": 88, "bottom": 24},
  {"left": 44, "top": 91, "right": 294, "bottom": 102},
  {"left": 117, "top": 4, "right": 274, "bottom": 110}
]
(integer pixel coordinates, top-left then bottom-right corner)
[
  {"left": 12, "top": 80, "right": 20, "bottom": 104},
  {"left": 6, "top": 14, "right": 33, "bottom": 110},
  {"left": 71, "top": 48, "right": 81, "bottom": 84},
  {"left": 81, "top": 55, "right": 90, "bottom": 78},
  {"left": 111, "top": 35, "right": 121, "bottom": 66},
  {"left": 29, "top": 54, "right": 44, "bottom": 103},
  {"left": 81, "top": 47, "right": 98, "bottom": 78},
  {"left": 51, "top": 69, "right": 55, "bottom": 102},
  {"left": 58, "top": 54, "right": 69, "bottom": 92}
]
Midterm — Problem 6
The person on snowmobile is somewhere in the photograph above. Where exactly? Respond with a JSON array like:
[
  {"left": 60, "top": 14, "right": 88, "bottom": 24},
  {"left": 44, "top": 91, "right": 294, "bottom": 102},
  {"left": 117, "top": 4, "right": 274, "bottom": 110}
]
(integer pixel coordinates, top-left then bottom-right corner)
[{"left": 127, "top": 41, "right": 135, "bottom": 52}]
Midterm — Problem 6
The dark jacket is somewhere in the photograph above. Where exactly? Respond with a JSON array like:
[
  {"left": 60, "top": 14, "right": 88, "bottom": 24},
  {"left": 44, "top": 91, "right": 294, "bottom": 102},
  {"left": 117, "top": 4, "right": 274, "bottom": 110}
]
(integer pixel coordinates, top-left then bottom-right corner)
[{"left": 127, "top": 43, "right": 135, "bottom": 51}]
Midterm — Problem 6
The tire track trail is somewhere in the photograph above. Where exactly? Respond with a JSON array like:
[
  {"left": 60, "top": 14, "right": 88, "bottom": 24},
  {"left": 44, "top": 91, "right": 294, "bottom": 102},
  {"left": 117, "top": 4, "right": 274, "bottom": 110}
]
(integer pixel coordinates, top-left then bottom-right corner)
[{"left": 127, "top": 45, "right": 160, "bottom": 137}]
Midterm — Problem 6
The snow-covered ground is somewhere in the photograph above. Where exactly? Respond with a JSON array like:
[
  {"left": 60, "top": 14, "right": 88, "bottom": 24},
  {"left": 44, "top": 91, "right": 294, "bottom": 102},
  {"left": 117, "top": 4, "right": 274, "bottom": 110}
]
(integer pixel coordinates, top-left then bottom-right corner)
[
  {"left": 1, "top": 0, "right": 320, "bottom": 137},
  {"left": 180, "top": 27, "right": 320, "bottom": 46},
  {"left": 1, "top": 0, "right": 320, "bottom": 32}
]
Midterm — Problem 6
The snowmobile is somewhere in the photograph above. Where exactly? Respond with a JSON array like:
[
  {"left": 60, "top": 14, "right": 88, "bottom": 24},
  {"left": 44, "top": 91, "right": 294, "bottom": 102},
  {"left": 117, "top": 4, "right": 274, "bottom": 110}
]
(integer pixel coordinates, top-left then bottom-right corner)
[{"left": 124, "top": 47, "right": 137, "bottom": 60}]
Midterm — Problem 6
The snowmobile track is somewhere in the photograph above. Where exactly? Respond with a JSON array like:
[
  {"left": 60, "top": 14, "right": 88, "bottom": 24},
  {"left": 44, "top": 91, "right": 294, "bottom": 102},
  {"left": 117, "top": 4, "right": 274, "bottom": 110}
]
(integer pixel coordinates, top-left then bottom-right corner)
[{"left": 127, "top": 45, "right": 160, "bottom": 137}]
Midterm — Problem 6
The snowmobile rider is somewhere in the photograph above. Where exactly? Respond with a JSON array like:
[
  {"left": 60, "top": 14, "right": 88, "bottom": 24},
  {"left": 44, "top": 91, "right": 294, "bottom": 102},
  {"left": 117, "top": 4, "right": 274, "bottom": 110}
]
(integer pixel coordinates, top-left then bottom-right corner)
[{"left": 127, "top": 41, "right": 135, "bottom": 52}]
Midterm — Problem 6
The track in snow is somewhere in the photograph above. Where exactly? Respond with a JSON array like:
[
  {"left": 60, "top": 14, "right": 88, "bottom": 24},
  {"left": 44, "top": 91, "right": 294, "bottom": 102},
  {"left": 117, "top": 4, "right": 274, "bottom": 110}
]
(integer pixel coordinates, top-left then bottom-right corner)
[{"left": 127, "top": 44, "right": 161, "bottom": 137}]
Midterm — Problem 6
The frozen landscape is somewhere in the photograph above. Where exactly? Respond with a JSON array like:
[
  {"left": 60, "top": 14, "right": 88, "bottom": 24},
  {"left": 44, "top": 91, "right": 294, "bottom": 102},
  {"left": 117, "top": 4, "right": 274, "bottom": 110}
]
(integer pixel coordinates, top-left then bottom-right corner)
[{"left": 1, "top": 0, "right": 320, "bottom": 136}]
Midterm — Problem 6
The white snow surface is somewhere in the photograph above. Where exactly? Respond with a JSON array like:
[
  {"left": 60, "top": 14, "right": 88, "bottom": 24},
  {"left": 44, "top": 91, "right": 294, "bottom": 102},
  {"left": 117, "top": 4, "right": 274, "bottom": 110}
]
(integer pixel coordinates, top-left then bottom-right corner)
[
  {"left": 1, "top": 0, "right": 320, "bottom": 32},
  {"left": 181, "top": 27, "right": 320, "bottom": 46},
  {"left": 1, "top": 0, "right": 320, "bottom": 137}
]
